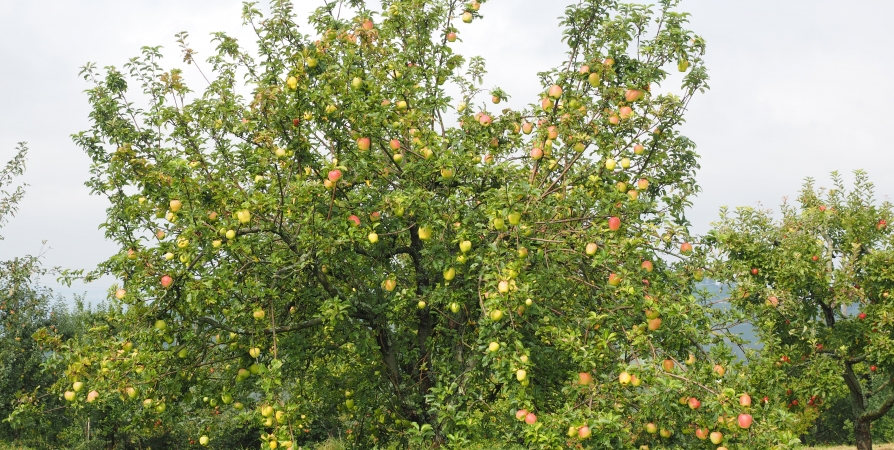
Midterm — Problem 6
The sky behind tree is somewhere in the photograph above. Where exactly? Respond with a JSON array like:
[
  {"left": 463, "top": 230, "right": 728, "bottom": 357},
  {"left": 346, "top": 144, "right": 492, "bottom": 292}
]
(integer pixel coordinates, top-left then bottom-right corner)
[{"left": 1, "top": 0, "right": 892, "bottom": 302}]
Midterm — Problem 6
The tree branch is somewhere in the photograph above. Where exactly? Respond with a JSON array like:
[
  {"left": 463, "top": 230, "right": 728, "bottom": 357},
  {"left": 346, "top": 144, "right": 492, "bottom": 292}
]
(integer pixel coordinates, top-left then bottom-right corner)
[
  {"left": 862, "top": 392, "right": 894, "bottom": 423},
  {"left": 196, "top": 316, "right": 322, "bottom": 335}
]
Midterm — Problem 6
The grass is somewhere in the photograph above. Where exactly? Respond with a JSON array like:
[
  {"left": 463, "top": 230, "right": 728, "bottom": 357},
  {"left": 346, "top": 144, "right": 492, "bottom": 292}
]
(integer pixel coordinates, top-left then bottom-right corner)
[{"left": 814, "top": 445, "right": 894, "bottom": 450}]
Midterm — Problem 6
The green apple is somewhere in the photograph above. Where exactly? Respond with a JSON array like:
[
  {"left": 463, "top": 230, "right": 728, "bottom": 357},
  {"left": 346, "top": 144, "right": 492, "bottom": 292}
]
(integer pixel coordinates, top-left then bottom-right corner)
[
  {"left": 236, "top": 210, "right": 251, "bottom": 224},
  {"left": 368, "top": 232, "right": 379, "bottom": 244},
  {"left": 493, "top": 218, "right": 505, "bottom": 230},
  {"left": 64, "top": 391, "right": 76, "bottom": 402},
  {"left": 516, "top": 369, "right": 527, "bottom": 381},
  {"left": 508, "top": 212, "right": 521, "bottom": 225},
  {"left": 199, "top": 435, "right": 210, "bottom": 446},
  {"left": 489, "top": 309, "right": 503, "bottom": 321},
  {"left": 443, "top": 267, "right": 456, "bottom": 281},
  {"left": 459, "top": 240, "right": 472, "bottom": 253},
  {"left": 417, "top": 226, "right": 432, "bottom": 240},
  {"left": 449, "top": 302, "right": 460, "bottom": 313},
  {"left": 225, "top": 229, "right": 236, "bottom": 239},
  {"left": 253, "top": 309, "right": 265, "bottom": 320},
  {"left": 488, "top": 342, "right": 500, "bottom": 352}
]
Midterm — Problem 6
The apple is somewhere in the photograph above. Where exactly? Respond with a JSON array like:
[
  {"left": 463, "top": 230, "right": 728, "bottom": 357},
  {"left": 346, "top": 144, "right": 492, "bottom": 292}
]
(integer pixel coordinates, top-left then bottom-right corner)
[
  {"left": 737, "top": 413, "right": 753, "bottom": 429},
  {"left": 548, "top": 85, "right": 563, "bottom": 99},
  {"left": 585, "top": 243, "right": 598, "bottom": 256},
  {"left": 525, "top": 412, "right": 537, "bottom": 425},
  {"left": 662, "top": 359, "right": 674, "bottom": 372},
  {"left": 384, "top": 279, "right": 397, "bottom": 292},
  {"left": 767, "top": 296, "right": 779, "bottom": 307},
  {"left": 710, "top": 431, "right": 723, "bottom": 444},
  {"left": 417, "top": 300, "right": 427, "bottom": 309},
  {"left": 421, "top": 147, "right": 434, "bottom": 159},
  {"left": 488, "top": 342, "right": 500, "bottom": 352},
  {"left": 249, "top": 347, "right": 261, "bottom": 358},
  {"left": 587, "top": 72, "right": 601, "bottom": 87},
  {"left": 477, "top": 114, "right": 492, "bottom": 127},
  {"left": 686, "top": 353, "right": 696, "bottom": 365},
  {"left": 529, "top": 147, "right": 544, "bottom": 160},
  {"left": 713, "top": 364, "right": 726, "bottom": 376},
  {"left": 695, "top": 427, "right": 708, "bottom": 440},
  {"left": 87, "top": 390, "right": 99, "bottom": 403},
  {"left": 541, "top": 97, "right": 554, "bottom": 111},
  {"left": 620, "top": 157, "right": 631, "bottom": 169},
  {"left": 605, "top": 158, "right": 617, "bottom": 170},
  {"left": 678, "top": 60, "right": 690, "bottom": 72},
  {"left": 262, "top": 405, "right": 274, "bottom": 418},
  {"left": 659, "top": 428, "right": 672, "bottom": 438},
  {"left": 647, "top": 318, "right": 662, "bottom": 331},
  {"left": 879, "top": 219, "right": 887, "bottom": 230},
  {"left": 522, "top": 122, "right": 534, "bottom": 134},
  {"left": 225, "top": 229, "right": 236, "bottom": 239},
  {"left": 72, "top": 381, "right": 84, "bottom": 392},
  {"left": 578, "top": 372, "right": 592, "bottom": 385},
  {"left": 418, "top": 226, "right": 432, "bottom": 240},
  {"left": 199, "top": 435, "right": 209, "bottom": 446},
  {"left": 236, "top": 368, "right": 250, "bottom": 381},
  {"left": 525, "top": 298, "right": 533, "bottom": 306},
  {"left": 212, "top": 240, "right": 222, "bottom": 248},
  {"left": 608, "top": 273, "right": 621, "bottom": 286},
  {"left": 578, "top": 425, "right": 591, "bottom": 439},
  {"left": 680, "top": 242, "right": 693, "bottom": 254},
  {"left": 389, "top": 139, "right": 401, "bottom": 150},
  {"left": 641, "top": 260, "right": 653, "bottom": 272},
  {"left": 123, "top": 341, "right": 133, "bottom": 352},
  {"left": 115, "top": 289, "right": 126, "bottom": 300},
  {"left": 859, "top": 312, "right": 867, "bottom": 320},
  {"left": 459, "top": 240, "right": 472, "bottom": 253},
  {"left": 253, "top": 309, "right": 266, "bottom": 320},
  {"left": 518, "top": 247, "right": 529, "bottom": 258},
  {"left": 516, "top": 369, "right": 527, "bottom": 381},
  {"left": 461, "top": 12, "right": 473, "bottom": 22},
  {"left": 645, "top": 309, "right": 660, "bottom": 320},
  {"left": 751, "top": 268, "right": 759, "bottom": 276},
  {"left": 608, "top": 216, "right": 621, "bottom": 231},
  {"left": 491, "top": 95, "right": 501, "bottom": 104},
  {"left": 871, "top": 365, "right": 877, "bottom": 372},
  {"left": 368, "top": 232, "right": 379, "bottom": 244},
  {"left": 154, "top": 319, "right": 167, "bottom": 331},
  {"left": 348, "top": 215, "right": 361, "bottom": 227},
  {"left": 516, "top": 409, "right": 528, "bottom": 421},
  {"left": 443, "top": 267, "right": 456, "bottom": 281},
  {"left": 498, "top": 280, "right": 510, "bottom": 293},
  {"left": 688, "top": 397, "right": 701, "bottom": 409},
  {"left": 327, "top": 170, "right": 342, "bottom": 183},
  {"left": 356, "top": 137, "right": 370, "bottom": 151},
  {"left": 449, "top": 302, "right": 460, "bottom": 313},
  {"left": 618, "top": 371, "right": 632, "bottom": 385},
  {"left": 645, "top": 423, "right": 658, "bottom": 434},
  {"left": 170, "top": 199, "right": 182, "bottom": 212},
  {"left": 493, "top": 218, "right": 506, "bottom": 230},
  {"left": 446, "top": 32, "right": 457, "bottom": 42},
  {"left": 547, "top": 126, "right": 559, "bottom": 140},
  {"left": 740, "top": 393, "right": 752, "bottom": 407},
  {"left": 819, "top": 205, "right": 827, "bottom": 212},
  {"left": 619, "top": 106, "right": 633, "bottom": 120},
  {"left": 64, "top": 391, "right": 76, "bottom": 402},
  {"left": 161, "top": 275, "right": 173, "bottom": 288},
  {"left": 631, "top": 374, "right": 642, "bottom": 386},
  {"left": 508, "top": 212, "right": 521, "bottom": 226},
  {"left": 440, "top": 168, "right": 454, "bottom": 178},
  {"left": 490, "top": 309, "right": 504, "bottom": 321}
]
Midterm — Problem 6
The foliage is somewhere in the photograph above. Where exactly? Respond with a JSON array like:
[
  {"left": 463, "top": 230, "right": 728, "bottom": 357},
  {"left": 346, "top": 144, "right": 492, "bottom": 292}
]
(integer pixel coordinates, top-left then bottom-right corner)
[
  {"left": 707, "top": 170, "right": 894, "bottom": 450},
  {"left": 15, "top": 0, "right": 801, "bottom": 448}
]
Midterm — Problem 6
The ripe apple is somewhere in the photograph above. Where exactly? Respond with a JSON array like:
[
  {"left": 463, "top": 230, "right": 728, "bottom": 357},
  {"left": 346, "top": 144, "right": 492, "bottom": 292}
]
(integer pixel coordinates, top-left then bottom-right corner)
[
  {"left": 115, "top": 289, "right": 126, "bottom": 300},
  {"left": 488, "top": 342, "right": 500, "bottom": 352},
  {"left": 522, "top": 122, "right": 534, "bottom": 134},
  {"left": 879, "top": 219, "right": 887, "bottom": 230},
  {"left": 608, "top": 273, "right": 621, "bottom": 286},
  {"left": 389, "top": 139, "right": 401, "bottom": 151},
  {"left": 585, "top": 242, "right": 598, "bottom": 256},
  {"left": 368, "top": 232, "right": 379, "bottom": 244},
  {"left": 525, "top": 412, "right": 537, "bottom": 425},
  {"left": 516, "top": 409, "right": 527, "bottom": 421},
  {"left": 327, "top": 170, "right": 342, "bottom": 183},
  {"left": 637, "top": 178, "right": 649, "bottom": 191},
  {"left": 578, "top": 372, "right": 592, "bottom": 385},
  {"left": 578, "top": 425, "right": 591, "bottom": 439},
  {"left": 87, "top": 390, "right": 99, "bottom": 403},
  {"left": 659, "top": 428, "right": 672, "bottom": 438},
  {"left": 348, "top": 215, "right": 361, "bottom": 227},
  {"left": 645, "top": 423, "right": 658, "bottom": 434},
  {"left": 740, "top": 393, "right": 752, "bottom": 407},
  {"left": 541, "top": 97, "right": 554, "bottom": 111},
  {"left": 548, "top": 85, "right": 563, "bottom": 99},
  {"left": 608, "top": 216, "right": 621, "bottom": 231},
  {"left": 737, "top": 413, "right": 753, "bottom": 429},
  {"left": 627, "top": 190, "right": 639, "bottom": 200},
  {"left": 619, "top": 106, "right": 633, "bottom": 120},
  {"left": 459, "top": 240, "right": 472, "bottom": 253},
  {"left": 170, "top": 199, "right": 182, "bottom": 212},
  {"left": 477, "top": 114, "right": 493, "bottom": 127},
  {"left": 680, "top": 242, "right": 693, "bottom": 254},
  {"left": 631, "top": 374, "right": 642, "bottom": 386},
  {"left": 547, "top": 126, "right": 559, "bottom": 140},
  {"left": 446, "top": 31, "right": 457, "bottom": 42},
  {"left": 356, "top": 137, "right": 370, "bottom": 151},
  {"left": 490, "top": 309, "right": 503, "bottom": 321},
  {"left": 871, "top": 365, "right": 877, "bottom": 372},
  {"left": 161, "top": 275, "right": 173, "bottom": 288},
  {"left": 710, "top": 431, "right": 723, "bottom": 444},
  {"left": 713, "top": 364, "right": 726, "bottom": 376},
  {"left": 605, "top": 158, "right": 617, "bottom": 170},
  {"left": 253, "top": 309, "right": 266, "bottom": 320},
  {"left": 516, "top": 369, "right": 527, "bottom": 381},
  {"left": 443, "top": 267, "right": 456, "bottom": 281},
  {"left": 449, "top": 302, "right": 460, "bottom": 313},
  {"left": 647, "top": 318, "right": 662, "bottom": 331},
  {"left": 618, "top": 371, "right": 632, "bottom": 385},
  {"left": 384, "top": 279, "right": 397, "bottom": 292},
  {"left": 695, "top": 427, "right": 708, "bottom": 440},
  {"left": 417, "top": 226, "right": 432, "bottom": 240},
  {"left": 767, "top": 296, "right": 779, "bottom": 307},
  {"left": 662, "top": 359, "right": 674, "bottom": 372},
  {"left": 625, "top": 89, "right": 640, "bottom": 102},
  {"left": 688, "top": 397, "right": 701, "bottom": 409},
  {"left": 859, "top": 312, "right": 867, "bottom": 320},
  {"left": 64, "top": 391, "right": 76, "bottom": 402},
  {"left": 641, "top": 260, "right": 653, "bottom": 272},
  {"left": 461, "top": 12, "right": 473, "bottom": 22},
  {"left": 751, "top": 268, "right": 759, "bottom": 276}
]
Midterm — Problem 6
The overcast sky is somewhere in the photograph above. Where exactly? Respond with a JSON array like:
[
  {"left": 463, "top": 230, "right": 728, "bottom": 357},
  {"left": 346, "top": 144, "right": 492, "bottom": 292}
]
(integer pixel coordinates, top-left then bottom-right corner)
[{"left": 1, "top": 0, "right": 892, "bottom": 303}]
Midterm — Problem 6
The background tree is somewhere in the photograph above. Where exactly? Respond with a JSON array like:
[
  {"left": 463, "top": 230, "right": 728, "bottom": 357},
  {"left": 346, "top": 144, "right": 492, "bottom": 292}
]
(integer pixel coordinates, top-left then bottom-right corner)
[
  {"left": 18, "top": 0, "right": 801, "bottom": 448},
  {"left": 708, "top": 170, "right": 894, "bottom": 450}
]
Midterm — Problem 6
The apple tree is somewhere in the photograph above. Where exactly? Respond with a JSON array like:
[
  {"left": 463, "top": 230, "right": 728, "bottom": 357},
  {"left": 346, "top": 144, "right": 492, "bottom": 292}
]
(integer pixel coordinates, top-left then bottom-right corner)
[
  {"left": 22, "top": 0, "right": 798, "bottom": 448},
  {"left": 707, "top": 171, "right": 894, "bottom": 450}
]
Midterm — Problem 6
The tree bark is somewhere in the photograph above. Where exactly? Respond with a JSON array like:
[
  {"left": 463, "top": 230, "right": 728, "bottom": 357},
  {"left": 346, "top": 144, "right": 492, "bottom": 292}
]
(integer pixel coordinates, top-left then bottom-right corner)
[{"left": 854, "top": 419, "right": 872, "bottom": 450}]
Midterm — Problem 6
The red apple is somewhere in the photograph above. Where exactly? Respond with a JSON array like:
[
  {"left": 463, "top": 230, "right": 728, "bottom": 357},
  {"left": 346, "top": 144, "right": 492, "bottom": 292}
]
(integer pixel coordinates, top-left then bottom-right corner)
[
  {"left": 547, "top": 126, "right": 559, "bottom": 140},
  {"left": 578, "top": 372, "right": 593, "bottom": 385},
  {"left": 348, "top": 215, "right": 360, "bottom": 227},
  {"left": 389, "top": 139, "right": 401, "bottom": 150},
  {"left": 547, "top": 85, "right": 563, "bottom": 99},
  {"left": 515, "top": 409, "right": 527, "bottom": 421},
  {"left": 530, "top": 147, "right": 543, "bottom": 160},
  {"left": 819, "top": 205, "right": 827, "bottom": 212},
  {"left": 608, "top": 216, "right": 621, "bottom": 231},
  {"left": 737, "top": 413, "right": 753, "bottom": 429},
  {"left": 740, "top": 393, "right": 752, "bottom": 407},
  {"left": 751, "top": 268, "right": 759, "bottom": 276},
  {"left": 525, "top": 412, "right": 537, "bottom": 424},
  {"left": 619, "top": 106, "right": 633, "bottom": 120},
  {"left": 641, "top": 260, "right": 654, "bottom": 272},
  {"left": 161, "top": 275, "right": 173, "bottom": 289},
  {"left": 446, "top": 32, "right": 457, "bottom": 42},
  {"left": 292, "top": 118, "right": 300, "bottom": 127},
  {"left": 357, "top": 137, "right": 370, "bottom": 151},
  {"left": 713, "top": 364, "right": 726, "bottom": 376},
  {"left": 578, "top": 426, "right": 591, "bottom": 439},
  {"left": 878, "top": 219, "right": 887, "bottom": 230},
  {"left": 328, "top": 170, "right": 342, "bottom": 183},
  {"left": 871, "top": 365, "right": 877, "bottom": 372},
  {"left": 608, "top": 273, "right": 621, "bottom": 286},
  {"left": 608, "top": 114, "right": 620, "bottom": 125},
  {"left": 688, "top": 397, "right": 701, "bottom": 409},
  {"left": 709, "top": 431, "right": 723, "bottom": 444},
  {"left": 680, "top": 242, "right": 693, "bottom": 254},
  {"left": 662, "top": 359, "right": 674, "bottom": 372},
  {"left": 478, "top": 114, "right": 492, "bottom": 126},
  {"left": 695, "top": 427, "right": 708, "bottom": 440},
  {"left": 859, "top": 312, "right": 867, "bottom": 320},
  {"left": 647, "top": 318, "right": 662, "bottom": 331}
]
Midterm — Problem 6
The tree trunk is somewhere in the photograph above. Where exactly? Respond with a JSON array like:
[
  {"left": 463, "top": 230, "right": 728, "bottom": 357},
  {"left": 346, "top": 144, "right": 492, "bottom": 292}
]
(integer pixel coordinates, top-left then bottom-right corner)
[{"left": 854, "top": 419, "right": 872, "bottom": 450}]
